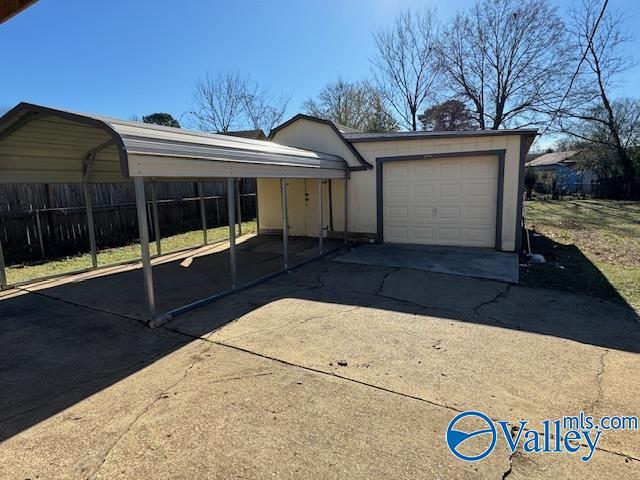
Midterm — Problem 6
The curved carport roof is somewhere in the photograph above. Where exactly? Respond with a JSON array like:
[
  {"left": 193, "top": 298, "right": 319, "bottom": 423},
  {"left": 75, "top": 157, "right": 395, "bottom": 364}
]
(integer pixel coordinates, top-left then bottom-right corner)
[{"left": 0, "top": 103, "right": 348, "bottom": 183}]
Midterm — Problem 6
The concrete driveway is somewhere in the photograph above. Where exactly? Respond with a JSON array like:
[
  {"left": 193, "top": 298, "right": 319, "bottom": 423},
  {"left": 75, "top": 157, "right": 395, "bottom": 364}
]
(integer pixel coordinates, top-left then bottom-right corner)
[{"left": 1, "top": 251, "right": 639, "bottom": 479}]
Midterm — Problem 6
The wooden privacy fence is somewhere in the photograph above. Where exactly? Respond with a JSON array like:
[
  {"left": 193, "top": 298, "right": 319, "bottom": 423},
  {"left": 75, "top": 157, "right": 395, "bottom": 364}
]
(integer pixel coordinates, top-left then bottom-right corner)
[{"left": 0, "top": 180, "right": 256, "bottom": 265}]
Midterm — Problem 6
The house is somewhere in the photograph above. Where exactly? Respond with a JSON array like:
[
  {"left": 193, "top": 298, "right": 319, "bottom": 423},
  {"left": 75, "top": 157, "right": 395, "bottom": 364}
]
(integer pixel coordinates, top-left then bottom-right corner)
[
  {"left": 526, "top": 150, "right": 596, "bottom": 195},
  {"left": 260, "top": 114, "right": 535, "bottom": 252}
]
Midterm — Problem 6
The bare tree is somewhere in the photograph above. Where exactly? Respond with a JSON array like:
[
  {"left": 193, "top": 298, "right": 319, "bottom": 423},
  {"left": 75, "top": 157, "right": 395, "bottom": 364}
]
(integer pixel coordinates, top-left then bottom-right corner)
[
  {"left": 439, "top": 0, "right": 571, "bottom": 130},
  {"left": 189, "top": 72, "right": 248, "bottom": 133},
  {"left": 242, "top": 81, "right": 290, "bottom": 134},
  {"left": 557, "top": 0, "right": 637, "bottom": 196},
  {"left": 303, "top": 78, "right": 397, "bottom": 132},
  {"left": 371, "top": 8, "right": 442, "bottom": 131},
  {"left": 189, "top": 73, "right": 290, "bottom": 135}
]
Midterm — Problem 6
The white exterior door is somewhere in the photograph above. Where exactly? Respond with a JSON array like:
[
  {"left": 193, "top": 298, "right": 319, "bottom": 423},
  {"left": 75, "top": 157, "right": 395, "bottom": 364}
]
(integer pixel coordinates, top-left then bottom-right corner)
[{"left": 382, "top": 155, "right": 499, "bottom": 247}]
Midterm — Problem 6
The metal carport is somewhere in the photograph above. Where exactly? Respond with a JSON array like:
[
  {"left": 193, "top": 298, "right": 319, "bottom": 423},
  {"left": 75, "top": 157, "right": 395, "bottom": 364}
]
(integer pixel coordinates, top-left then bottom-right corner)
[{"left": 0, "top": 103, "right": 349, "bottom": 324}]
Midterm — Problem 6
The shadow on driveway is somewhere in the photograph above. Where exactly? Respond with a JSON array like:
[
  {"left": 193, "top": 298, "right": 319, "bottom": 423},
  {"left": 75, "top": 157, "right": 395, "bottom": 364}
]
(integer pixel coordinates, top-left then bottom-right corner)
[{"left": 1, "top": 237, "right": 638, "bottom": 445}]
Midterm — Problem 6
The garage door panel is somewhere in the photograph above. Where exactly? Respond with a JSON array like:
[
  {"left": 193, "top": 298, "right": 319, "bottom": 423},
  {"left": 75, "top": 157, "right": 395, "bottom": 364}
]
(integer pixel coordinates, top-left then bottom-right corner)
[
  {"left": 413, "top": 184, "right": 434, "bottom": 198},
  {"left": 386, "top": 206, "right": 409, "bottom": 220},
  {"left": 412, "top": 226, "right": 435, "bottom": 241},
  {"left": 382, "top": 156, "right": 498, "bottom": 248},
  {"left": 388, "top": 185, "right": 409, "bottom": 199},
  {"left": 439, "top": 184, "right": 462, "bottom": 198},
  {"left": 387, "top": 164, "right": 409, "bottom": 178},
  {"left": 414, "top": 206, "right": 435, "bottom": 220}
]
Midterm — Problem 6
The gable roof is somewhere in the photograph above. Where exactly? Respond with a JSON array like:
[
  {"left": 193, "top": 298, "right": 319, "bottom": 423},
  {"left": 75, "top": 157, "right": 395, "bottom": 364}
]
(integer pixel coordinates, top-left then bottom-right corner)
[
  {"left": 269, "top": 114, "right": 372, "bottom": 169},
  {"left": 526, "top": 150, "right": 580, "bottom": 167}
]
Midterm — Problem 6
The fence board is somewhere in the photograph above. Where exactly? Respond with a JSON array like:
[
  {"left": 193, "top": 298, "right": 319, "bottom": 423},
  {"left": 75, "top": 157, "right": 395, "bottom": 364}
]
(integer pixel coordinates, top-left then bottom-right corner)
[{"left": 0, "top": 179, "right": 256, "bottom": 265}]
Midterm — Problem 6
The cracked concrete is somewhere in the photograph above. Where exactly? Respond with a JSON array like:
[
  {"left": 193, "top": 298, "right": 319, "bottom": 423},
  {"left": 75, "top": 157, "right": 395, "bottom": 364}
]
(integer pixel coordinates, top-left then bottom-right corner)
[{"left": 1, "top": 254, "right": 639, "bottom": 479}]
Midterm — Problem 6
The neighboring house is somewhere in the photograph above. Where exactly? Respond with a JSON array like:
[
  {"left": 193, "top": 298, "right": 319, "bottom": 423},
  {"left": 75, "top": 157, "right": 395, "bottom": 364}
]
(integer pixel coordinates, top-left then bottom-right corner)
[{"left": 526, "top": 150, "right": 597, "bottom": 195}]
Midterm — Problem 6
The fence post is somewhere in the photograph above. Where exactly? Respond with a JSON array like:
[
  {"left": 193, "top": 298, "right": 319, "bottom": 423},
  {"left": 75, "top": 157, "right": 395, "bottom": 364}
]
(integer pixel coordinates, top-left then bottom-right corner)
[
  {"left": 198, "top": 182, "right": 207, "bottom": 245},
  {"left": 35, "top": 209, "right": 45, "bottom": 258},
  {"left": 134, "top": 177, "right": 156, "bottom": 318},
  {"left": 150, "top": 181, "right": 161, "bottom": 255},
  {"left": 83, "top": 182, "right": 98, "bottom": 268},
  {"left": 227, "top": 178, "right": 237, "bottom": 290}
]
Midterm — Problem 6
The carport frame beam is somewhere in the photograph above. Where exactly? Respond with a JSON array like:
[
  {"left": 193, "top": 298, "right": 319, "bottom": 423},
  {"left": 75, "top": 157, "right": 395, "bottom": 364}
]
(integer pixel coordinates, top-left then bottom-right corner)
[
  {"left": 343, "top": 178, "right": 349, "bottom": 244},
  {"left": 236, "top": 178, "right": 242, "bottom": 237},
  {"left": 281, "top": 178, "right": 289, "bottom": 269},
  {"left": 319, "top": 179, "right": 324, "bottom": 253},
  {"left": 134, "top": 177, "right": 157, "bottom": 318},
  {"left": 82, "top": 182, "right": 98, "bottom": 268},
  {"left": 227, "top": 178, "right": 237, "bottom": 290},
  {"left": 198, "top": 182, "right": 207, "bottom": 245},
  {"left": 150, "top": 181, "right": 161, "bottom": 255}
]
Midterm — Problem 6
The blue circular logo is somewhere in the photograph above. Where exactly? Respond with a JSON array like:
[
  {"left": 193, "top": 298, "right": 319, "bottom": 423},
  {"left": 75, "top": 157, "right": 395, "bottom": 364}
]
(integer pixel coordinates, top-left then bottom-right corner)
[{"left": 446, "top": 411, "right": 497, "bottom": 462}]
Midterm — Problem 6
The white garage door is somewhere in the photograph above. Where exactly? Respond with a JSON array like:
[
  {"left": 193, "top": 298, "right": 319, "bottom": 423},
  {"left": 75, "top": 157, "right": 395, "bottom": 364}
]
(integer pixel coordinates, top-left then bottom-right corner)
[{"left": 382, "top": 155, "right": 498, "bottom": 247}]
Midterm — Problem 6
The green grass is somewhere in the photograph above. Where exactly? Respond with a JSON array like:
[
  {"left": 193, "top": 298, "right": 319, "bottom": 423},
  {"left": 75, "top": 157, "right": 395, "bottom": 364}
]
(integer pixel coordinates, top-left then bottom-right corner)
[
  {"left": 6, "top": 220, "right": 257, "bottom": 285},
  {"left": 523, "top": 200, "right": 640, "bottom": 310}
]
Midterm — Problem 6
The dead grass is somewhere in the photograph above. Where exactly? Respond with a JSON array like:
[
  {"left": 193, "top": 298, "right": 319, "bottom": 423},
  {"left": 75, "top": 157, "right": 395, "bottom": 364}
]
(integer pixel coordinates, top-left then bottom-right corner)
[
  {"left": 6, "top": 220, "right": 256, "bottom": 285},
  {"left": 523, "top": 200, "right": 640, "bottom": 310}
]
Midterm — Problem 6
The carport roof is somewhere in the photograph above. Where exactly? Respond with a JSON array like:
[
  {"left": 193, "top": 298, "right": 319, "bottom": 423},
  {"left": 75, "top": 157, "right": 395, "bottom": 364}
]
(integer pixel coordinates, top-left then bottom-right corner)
[{"left": 0, "top": 103, "right": 348, "bottom": 183}]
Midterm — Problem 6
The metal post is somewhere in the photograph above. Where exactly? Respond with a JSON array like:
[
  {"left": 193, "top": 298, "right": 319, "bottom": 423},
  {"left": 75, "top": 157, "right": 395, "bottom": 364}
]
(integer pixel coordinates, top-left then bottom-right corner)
[
  {"left": 83, "top": 182, "right": 98, "bottom": 268},
  {"left": 150, "top": 181, "right": 161, "bottom": 255},
  {"left": 227, "top": 178, "right": 237, "bottom": 290},
  {"left": 0, "top": 234, "right": 7, "bottom": 289},
  {"left": 198, "top": 181, "right": 207, "bottom": 245},
  {"left": 236, "top": 178, "right": 242, "bottom": 237},
  {"left": 134, "top": 177, "right": 156, "bottom": 318},
  {"left": 343, "top": 178, "right": 349, "bottom": 244},
  {"left": 319, "top": 179, "right": 324, "bottom": 254},
  {"left": 280, "top": 178, "right": 289, "bottom": 269}
]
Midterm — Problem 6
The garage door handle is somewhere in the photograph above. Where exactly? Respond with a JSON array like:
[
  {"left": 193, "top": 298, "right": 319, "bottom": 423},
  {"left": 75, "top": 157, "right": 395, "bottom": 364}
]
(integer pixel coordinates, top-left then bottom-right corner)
[{"left": 433, "top": 208, "right": 438, "bottom": 216}]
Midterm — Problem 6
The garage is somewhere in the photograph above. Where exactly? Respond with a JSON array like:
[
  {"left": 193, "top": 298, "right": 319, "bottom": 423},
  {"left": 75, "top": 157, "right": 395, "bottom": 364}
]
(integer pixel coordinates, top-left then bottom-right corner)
[
  {"left": 267, "top": 114, "right": 536, "bottom": 253},
  {"left": 379, "top": 152, "right": 502, "bottom": 248}
]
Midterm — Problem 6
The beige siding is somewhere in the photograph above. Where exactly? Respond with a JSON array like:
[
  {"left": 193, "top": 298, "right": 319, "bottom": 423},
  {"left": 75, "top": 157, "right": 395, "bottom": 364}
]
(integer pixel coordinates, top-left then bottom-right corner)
[
  {"left": 270, "top": 119, "right": 363, "bottom": 168},
  {"left": 268, "top": 118, "right": 527, "bottom": 251},
  {"left": 257, "top": 177, "right": 336, "bottom": 237}
]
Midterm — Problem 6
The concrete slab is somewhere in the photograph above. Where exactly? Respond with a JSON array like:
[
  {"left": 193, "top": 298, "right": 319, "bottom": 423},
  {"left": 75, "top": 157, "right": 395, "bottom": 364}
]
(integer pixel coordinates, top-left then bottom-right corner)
[
  {"left": 2, "top": 254, "right": 639, "bottom": 478},
  {"left": 11, "top": 235, "right": 339, "bottom": 320},
  {"left": 335, "top": 243, "right": 520, "bottom": 283}
]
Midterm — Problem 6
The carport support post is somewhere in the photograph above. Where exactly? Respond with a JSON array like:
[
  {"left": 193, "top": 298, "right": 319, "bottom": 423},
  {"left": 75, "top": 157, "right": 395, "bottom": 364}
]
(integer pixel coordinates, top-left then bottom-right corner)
[
  {"left": 280, "top": 178, "right": 289, "bottom": 269},
  {"left": 227, "top": 178, "right": 237, "bottom": 290},
  {"left": 318, "top": 179, "right": 324, "bottom": 254},
  {"left": 82, "top": 182, "right": 98, "bottom": 268},
  {"left": 198, "top": 182, "right": 207, "bottom": 245},
  {"left": 236, "top": 178, "right": 242, "bottom": 237},
  {"left": 150, "top": 181, "right": 161, "bottom": 255},
  {"left": 343, "top": 178, "right": 348, "bottom": 244},
  {"left": 134, "top": 177, "right": 156, "bottom": 318}
]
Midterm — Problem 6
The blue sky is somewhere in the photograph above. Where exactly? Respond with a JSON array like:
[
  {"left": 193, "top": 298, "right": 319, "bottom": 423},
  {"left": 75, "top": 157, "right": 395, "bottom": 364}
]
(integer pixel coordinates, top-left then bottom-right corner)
[{"left": 1, "top": 0, "right": 639, "bottom": 133}]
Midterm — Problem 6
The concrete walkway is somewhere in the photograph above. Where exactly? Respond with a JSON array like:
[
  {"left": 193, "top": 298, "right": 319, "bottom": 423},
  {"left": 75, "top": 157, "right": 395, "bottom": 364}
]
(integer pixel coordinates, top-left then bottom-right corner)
[
  {"left": 335, "top": 243, "right": 520, "bottom": 283},
  {"left": 1, "top": 252, "right": 639, "bottom": 479}
]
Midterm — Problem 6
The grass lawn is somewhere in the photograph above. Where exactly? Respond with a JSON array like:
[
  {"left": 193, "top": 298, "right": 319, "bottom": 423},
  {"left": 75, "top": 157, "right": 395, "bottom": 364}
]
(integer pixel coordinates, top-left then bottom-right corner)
[
  {"left": 523, "top": 200, "right": 640, "bottom": 311},
  {"left": 6, "top": 220, "right": 257, "bottom": 285}
]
